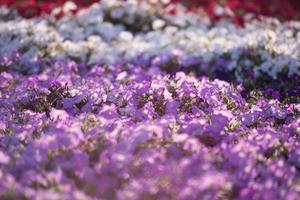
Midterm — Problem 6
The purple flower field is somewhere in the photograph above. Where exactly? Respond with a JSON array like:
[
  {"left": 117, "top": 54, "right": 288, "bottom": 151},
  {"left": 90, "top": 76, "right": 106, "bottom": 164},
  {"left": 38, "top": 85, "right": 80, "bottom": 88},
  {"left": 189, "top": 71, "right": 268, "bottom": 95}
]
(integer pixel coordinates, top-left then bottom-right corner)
[{"left": 0, "top": 1, "right": 300, "bottom": 199}]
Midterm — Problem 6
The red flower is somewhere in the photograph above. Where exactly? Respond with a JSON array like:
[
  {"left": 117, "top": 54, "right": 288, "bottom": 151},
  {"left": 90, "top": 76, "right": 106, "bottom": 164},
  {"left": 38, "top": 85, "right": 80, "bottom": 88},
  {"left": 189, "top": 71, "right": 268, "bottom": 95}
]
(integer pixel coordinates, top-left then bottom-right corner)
[{"left": 1, "top": 0, "right": 300, "bottom": 24}]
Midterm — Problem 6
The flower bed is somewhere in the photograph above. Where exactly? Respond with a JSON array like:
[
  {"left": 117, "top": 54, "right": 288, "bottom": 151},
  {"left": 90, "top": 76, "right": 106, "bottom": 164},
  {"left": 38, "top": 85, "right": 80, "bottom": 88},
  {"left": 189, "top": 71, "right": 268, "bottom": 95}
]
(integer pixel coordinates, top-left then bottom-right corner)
[
  {"left": 2, "top": 0, "right": 300, "bottom": 23},
  {"left": 0, "top": 1, "right": 300, "bottom": 199}
]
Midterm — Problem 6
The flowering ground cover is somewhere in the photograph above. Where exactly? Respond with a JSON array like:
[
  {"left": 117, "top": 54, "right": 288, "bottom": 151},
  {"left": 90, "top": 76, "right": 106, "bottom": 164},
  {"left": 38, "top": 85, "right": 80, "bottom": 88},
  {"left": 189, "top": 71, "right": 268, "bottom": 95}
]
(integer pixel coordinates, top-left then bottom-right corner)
[{"left": 0, "top": 0, "right": 300, "bottom": 199}]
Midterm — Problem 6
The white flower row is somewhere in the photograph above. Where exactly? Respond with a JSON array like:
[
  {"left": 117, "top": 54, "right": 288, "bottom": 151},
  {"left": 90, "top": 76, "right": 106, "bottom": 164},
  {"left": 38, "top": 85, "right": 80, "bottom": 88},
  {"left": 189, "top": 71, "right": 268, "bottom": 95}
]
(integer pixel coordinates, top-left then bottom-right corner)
[{"left": 0, "top": 0, "right": 300, "bottom": 78}]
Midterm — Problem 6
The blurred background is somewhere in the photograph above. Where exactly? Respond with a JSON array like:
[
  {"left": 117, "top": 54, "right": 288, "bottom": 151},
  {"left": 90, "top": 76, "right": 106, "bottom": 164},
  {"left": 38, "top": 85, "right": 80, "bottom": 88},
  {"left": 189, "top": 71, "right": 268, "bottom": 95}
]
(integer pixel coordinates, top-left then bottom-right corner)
[{"left": 1, "top": 0, "right": 300, "bottom": 25}]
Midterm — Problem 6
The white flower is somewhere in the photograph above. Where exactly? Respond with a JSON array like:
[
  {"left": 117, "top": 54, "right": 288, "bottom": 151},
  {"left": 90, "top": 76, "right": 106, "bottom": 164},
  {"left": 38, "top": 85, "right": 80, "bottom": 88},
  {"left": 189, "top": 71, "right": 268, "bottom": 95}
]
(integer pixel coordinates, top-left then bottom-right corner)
[
  {"left": 119, "top": 31, "right": 133, "bottom": 42},
  {"left": 0, "top": 0, "right": 299, "bottom": 79},
  {"left": 63, "top": 1, "right": 77, "bottom": 13},
  {"left": 152, "top": 19, "right": 165, "bottom": 30}
]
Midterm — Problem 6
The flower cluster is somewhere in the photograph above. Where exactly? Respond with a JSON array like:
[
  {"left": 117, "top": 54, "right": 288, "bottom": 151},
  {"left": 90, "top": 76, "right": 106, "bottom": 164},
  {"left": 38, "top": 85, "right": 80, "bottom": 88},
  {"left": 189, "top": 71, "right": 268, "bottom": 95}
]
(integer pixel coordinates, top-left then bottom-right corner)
[
  {"left": 1, "top": 1, "right": 300, "bottom": 80},
  {"left": 0, "top": 0, "right": 98, "bottom": 18},
  {"left": 0, "top": 1, "right": 300, "bottom": 200},
  {"left": 2, "top": 0, "right": 300, "bottom": 24},
  {"left": 1, "top": 57, "right": 300, "bottom": 199},
  {"left": 171, "top": 0, "right": 300, "bottom": 25}
]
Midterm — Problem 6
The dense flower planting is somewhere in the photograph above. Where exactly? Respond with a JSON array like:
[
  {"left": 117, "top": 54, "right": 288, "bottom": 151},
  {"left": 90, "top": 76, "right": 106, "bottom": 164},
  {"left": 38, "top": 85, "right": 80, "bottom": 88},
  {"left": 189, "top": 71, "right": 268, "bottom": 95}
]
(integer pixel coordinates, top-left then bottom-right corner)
[
  {"left": 2, "top": 0, "right": 300, "bottom": 24},
  {"left": 0, "top": 1, "right": 300, "bottom": 200}
]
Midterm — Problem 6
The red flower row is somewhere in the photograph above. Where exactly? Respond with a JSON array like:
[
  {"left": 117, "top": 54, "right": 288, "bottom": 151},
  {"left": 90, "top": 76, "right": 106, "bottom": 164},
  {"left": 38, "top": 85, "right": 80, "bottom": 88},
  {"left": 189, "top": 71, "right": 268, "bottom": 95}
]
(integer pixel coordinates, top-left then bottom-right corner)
[
  {"left": 0, "top": 0, "right": 99, "bottom": 18},
  {"left": 1, "top": 0, "right": 300, "bottom": 25},
  {"left": 170, "top": 0, "right": 300, "bottom": 25}
]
